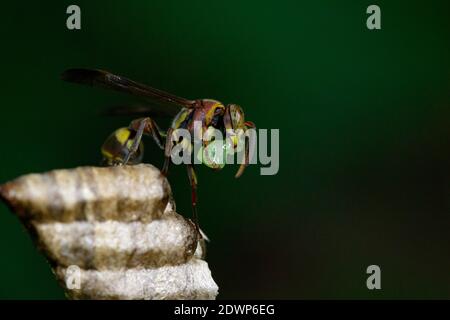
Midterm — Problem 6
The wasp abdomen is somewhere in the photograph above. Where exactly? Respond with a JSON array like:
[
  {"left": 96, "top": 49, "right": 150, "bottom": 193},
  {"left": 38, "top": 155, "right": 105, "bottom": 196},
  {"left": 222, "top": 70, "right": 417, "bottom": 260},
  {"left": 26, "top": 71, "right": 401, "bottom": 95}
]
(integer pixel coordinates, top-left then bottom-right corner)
[{"left": 101, "top": 127, "right": 144, "bottom": 165}]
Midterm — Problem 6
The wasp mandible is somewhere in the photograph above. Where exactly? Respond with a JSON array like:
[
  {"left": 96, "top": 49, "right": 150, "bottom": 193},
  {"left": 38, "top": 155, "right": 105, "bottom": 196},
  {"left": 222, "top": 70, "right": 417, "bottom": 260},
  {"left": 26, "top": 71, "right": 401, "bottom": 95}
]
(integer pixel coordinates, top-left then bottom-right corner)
[{"left": 61, "top": 68, "right": 255, "bottom": 236}]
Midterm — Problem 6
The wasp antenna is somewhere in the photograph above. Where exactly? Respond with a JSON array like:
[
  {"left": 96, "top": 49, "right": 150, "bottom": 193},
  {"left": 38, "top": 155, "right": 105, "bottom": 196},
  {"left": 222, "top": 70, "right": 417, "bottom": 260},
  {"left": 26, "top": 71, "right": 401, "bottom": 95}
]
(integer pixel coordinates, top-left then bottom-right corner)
[{"left": 235, "top": 164, "right": 246, "bottom": 178}]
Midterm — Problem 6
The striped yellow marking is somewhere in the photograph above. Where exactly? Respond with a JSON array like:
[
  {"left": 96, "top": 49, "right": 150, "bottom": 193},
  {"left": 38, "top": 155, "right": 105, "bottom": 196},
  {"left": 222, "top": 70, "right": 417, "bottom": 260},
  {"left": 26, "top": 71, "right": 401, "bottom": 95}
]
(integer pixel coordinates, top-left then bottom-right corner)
[
  {"left": 172, "top": 109, "right": 191, "bottom": 129},
  {"left": 101, "top": 148, "right": 113, "bottom": 159},
  {"left": 126, "top": 140, "right": 134, "bottom": 149},
  {"left": 231, "top": 135, "right": 239, "bottom": 147},
  {"left": 115, "top": 128, "right": 131, "bottom": 145}
]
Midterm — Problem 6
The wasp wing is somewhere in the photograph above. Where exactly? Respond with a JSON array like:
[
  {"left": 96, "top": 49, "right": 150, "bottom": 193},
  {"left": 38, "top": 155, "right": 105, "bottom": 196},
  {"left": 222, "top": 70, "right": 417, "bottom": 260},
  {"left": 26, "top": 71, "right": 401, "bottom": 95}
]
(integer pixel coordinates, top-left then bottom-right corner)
[
  {"left": 62, "top": 68, "right": 196, "bottom": 117},
  {"left": 101, "top": 104, "right": 180, "bottom": 118}
]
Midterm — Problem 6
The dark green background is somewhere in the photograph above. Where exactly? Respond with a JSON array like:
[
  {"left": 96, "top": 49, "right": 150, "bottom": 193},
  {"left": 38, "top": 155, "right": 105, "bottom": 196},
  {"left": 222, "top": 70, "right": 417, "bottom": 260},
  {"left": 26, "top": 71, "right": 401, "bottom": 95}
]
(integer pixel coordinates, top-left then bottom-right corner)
[{"left": 0, "top": 1, "right": 449, "bottom": 299}]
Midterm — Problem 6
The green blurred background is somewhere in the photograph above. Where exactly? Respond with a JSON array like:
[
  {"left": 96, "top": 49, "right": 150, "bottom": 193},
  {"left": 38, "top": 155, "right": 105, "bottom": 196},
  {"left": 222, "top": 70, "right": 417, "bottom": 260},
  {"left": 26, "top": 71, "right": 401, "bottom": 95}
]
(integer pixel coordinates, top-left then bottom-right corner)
[{"left": 0, "top": 0, "right": 449, "bottom": 299}]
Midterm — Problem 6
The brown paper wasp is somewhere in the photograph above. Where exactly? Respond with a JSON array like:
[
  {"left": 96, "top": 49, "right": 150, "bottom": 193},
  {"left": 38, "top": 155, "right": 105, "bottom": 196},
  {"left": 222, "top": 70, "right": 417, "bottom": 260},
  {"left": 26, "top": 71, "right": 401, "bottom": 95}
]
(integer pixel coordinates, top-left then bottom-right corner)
[{"left": 62, "top": 68, "right": 255, "bottom": 236}]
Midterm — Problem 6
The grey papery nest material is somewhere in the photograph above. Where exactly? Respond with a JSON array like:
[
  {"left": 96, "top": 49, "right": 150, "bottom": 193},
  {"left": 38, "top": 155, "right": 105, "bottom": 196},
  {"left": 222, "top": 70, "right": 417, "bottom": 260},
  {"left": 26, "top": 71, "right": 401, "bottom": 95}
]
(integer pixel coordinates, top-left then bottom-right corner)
[{"left": 0, "top": 164, "right": 218, "bottom": 300}]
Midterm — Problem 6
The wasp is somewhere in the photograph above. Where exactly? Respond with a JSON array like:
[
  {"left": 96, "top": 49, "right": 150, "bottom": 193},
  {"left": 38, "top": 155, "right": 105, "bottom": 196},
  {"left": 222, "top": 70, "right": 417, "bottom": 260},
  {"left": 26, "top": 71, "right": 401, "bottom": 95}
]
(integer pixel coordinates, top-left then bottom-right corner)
[{"left": 61, "top": 68, "right": 255, "bottom": 235}]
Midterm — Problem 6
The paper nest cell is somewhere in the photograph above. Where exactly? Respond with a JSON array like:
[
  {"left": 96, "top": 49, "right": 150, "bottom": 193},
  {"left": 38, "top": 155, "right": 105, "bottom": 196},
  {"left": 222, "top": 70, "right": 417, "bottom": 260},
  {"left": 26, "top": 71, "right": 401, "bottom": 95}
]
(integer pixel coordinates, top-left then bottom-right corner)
[{"left": 0, "top": 164, "right": 218, "bottom": 300}]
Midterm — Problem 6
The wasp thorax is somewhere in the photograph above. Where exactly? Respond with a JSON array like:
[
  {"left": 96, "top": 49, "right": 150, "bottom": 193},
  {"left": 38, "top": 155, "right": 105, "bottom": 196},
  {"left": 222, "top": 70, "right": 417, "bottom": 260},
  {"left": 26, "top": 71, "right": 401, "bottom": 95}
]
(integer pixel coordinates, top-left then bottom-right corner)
[{"left": 101, "top": 127, "right": 144, "bottom": 165}]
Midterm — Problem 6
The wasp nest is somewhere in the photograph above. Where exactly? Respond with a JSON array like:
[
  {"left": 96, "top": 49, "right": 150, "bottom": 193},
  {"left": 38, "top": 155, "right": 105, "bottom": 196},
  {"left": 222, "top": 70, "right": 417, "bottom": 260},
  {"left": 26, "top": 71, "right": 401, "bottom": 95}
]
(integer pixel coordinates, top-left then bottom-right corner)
[{"left": 0, "top": 164, "right": 218, "bottom": 300}]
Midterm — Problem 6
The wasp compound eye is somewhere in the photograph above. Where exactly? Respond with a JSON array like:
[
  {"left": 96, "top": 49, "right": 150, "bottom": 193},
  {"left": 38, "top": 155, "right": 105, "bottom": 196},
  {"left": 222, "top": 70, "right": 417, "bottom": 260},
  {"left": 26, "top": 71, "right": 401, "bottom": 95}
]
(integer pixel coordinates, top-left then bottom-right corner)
[{"left": 229, "top": 104, "right": 245, "bottom": 129}]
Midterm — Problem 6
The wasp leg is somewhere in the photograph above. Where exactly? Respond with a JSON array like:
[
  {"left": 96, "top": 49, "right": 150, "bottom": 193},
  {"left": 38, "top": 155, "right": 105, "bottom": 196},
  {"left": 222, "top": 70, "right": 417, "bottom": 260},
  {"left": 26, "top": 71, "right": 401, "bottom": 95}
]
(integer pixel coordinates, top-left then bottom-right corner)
[
  {"left": 186, "top": 164, "right": 201, "bottom": 239},
  {"left": 235, "top": 122, "right": 256, "bottom": 178},
  {"left": 161, "top": 127, "right": 174, "bottom": 176},
  {"left": 235, "top": 135, "right": 250, "bottom": 178},
  {"left": 123, "top": 117, "right": 164, "bottom": 164}
]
